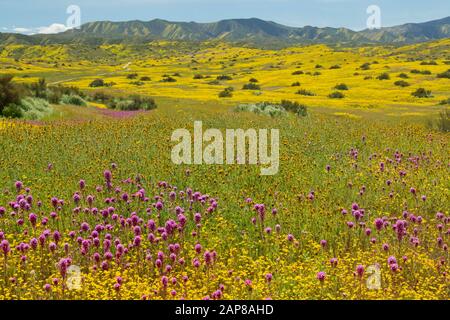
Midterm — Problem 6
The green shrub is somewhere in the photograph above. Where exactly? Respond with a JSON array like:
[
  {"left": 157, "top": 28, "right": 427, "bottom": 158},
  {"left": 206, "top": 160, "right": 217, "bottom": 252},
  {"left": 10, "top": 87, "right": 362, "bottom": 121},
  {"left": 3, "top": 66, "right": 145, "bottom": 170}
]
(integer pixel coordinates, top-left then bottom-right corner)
[
  {"left": 334, "top": 83, "right": 348, "bottom": 90},
  {"left": 280, "top": 100, "right": 307, "bottom": 117},
  {"left": 218, "top": 87, "right": 234, "bottom": 98},
  {"left": 89, "top": 79, "right": 105, "bottom": 87},
  {"left": 0, "top": 75, "right": 23, "bottom": 115},
  {"left": 126, "top": 73, "right": 138, "bottom": 79},
  {"left": 411, "top": 69, "right": 431, "bottom": 75},
  {"left": 1, "top": 103, "right": 23, "bottom": 118},
  {"left": 420, "top": 61, "right": 437, "bottom": 65},
  {"left": 216, "top": 75, "right": 232, "bottom": 81},
  {"left": 329, "top": 65, "right": 341, "bottom": 69},
  {"left": 242, "top": 83, "right": 261, "bottom": 90},
  {"left": 140, "top": 76, "right": 151, "bottom": 81},
  {"left": 394, "top": 80, "right": 410, "bottom": 87},
  {"left": 437, "top": 69, "right": 450, "bottom": 79},
  {"left": 291, "top": 82, "right": 301, "bottom": 87},
  {"left": 296, "top": 89, "right": 316, "bottom": 96},
  {"left": 193, "top": 74, "right": 204, "bottom": 79},
  {"left": 360, "top": 63, "right": 370, "bottom": 70},
  {"left": 20, "top": 97, "right": 52, "bottom": 120},
  {"left": 292, "top": 70, "right": 304, "bottom": 75},
  {"left": 328, "top": 91, "right": 345, "bottom": 99},
  {"left": 160, "top": 76, "right": 177, "bottom": 83},
  {"left": 249, "top": 78, "right": 258, "bottom": 83},
  {"left": 377, "top": 73, "right": 390, "bottom": 80},
  {"left": 398, "top": 73, "right": 409, "bottom": 79},
  {"left": 411, "top": 88, "right": 432, "bottom": 98},
  {"left": 61, "top": 94, "right": 87, "bottom": 106}
]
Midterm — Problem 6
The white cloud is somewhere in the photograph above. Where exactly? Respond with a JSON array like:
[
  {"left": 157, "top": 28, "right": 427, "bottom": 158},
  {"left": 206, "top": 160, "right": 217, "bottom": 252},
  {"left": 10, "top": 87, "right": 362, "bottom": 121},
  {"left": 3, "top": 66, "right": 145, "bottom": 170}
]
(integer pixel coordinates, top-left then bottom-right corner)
[
  {"left": 13, "top": 27, "right": 32, "bottom": 33},
  {"left": 36, "top": 23, "right": 70, "bottom": 34}
]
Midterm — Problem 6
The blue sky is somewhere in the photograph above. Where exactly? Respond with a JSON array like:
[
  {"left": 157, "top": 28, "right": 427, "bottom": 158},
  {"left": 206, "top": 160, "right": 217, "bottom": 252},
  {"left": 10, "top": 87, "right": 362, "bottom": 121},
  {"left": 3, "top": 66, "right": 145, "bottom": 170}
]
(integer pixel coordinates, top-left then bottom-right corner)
[{"left": 1, "top": 0, "right": 449, "bottom": 34}]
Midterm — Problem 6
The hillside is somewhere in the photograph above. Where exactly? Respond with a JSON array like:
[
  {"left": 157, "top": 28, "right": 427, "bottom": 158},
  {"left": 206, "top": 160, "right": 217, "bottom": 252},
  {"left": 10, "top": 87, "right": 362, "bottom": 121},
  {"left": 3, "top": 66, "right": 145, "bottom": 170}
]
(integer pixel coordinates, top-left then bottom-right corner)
[{"left": 1, "top": 17, "right": 449, "bottom": 47}]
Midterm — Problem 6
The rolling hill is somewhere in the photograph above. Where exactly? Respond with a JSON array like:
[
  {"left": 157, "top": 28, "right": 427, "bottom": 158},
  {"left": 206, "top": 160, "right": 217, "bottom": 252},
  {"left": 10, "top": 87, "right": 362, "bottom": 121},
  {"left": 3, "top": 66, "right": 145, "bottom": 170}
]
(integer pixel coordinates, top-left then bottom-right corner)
[{"left": 0, "top": 16, "right": 449, "bottom": 47}]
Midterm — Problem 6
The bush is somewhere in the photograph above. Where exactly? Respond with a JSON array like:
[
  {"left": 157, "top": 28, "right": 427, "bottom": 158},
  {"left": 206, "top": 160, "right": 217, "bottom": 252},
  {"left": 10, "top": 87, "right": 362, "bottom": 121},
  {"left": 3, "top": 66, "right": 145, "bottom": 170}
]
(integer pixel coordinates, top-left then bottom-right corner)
[
  {"left": 140, "top": 76, "right": 151, "bottom": 81},
  {"left": 29, "top": 78, "right": 47, "bottom": 99},
  {"left": 292, "top": 70, "right": 304, "bottom": 75},
  {"left": 193, "top": 74, "right": 204, "bottom": 79},
  {"left": 130, "top": 81, "right": 144, "bottom": 86},
  {"left": 394, "top": 80, "right": 410, "bottom": 87},
  {"left": 0, "top": 75, "right": 23, "bottom": 115},
  {"left": 1, "top": 103, "right": 23, "bottom": 118},
  {"left": 360, "top": 63, "right": 370, "bottom": 70},
  {"left": 218, "top": 87, "right": 234, "bottom": 98},
  {"left": 411, "top": 88, "right": 432, "bottom": 98},
  {"left": 328, "top": 91, "right": 345, "bottom": 99},
  {"left": 280, "top": 100, "right": 307, "bottom": 117},
  {"left": 242, "top": 83, "right": 261, "bottom": 90},
  {"left": 61, "top": 94, "right": 87, "bottom": 106},
  {"left": 329, "top": 65, "right": 341, "bottom": 69},
  {"left": 334, "top": 83, "right": 348, "bottom": 90},
  {"left": 126, "top": 73, "right": 138, "bottom": 79},
  {"left": 398, "top": 73, "right": 409, "bottom": 79},
  {"left": 439, "top": 98, "right": 450, "bottom": 105},
  {"left": 420, "top": 61, "right": 437, "bottom": 65},
  {"left": 411, "top": 69, "right": 431, "bottom": 75},
  {"left": 160, "top": 76, "right": 177, "bottom": 83},
  {"left": 89, "top": 79, "right": 105, "bottom": 87},
  {"left": 216, "top": 75, "right": 232, "bottom": 81},
  {"left": 437, "top": 69, "right": 450, "bottom": 79},
  {"left": 20, "top": 97, "right": 52, "bottom": 120},
  {"left": 291, "top": 82, "right": 301, "bottom": 87},
  {"left": 234, "top": 100, "right": 307, "bottom": 118},
  {"left": 109, "top": 95, "right": 157, "bottom": 111},
  {"left": 249, "top": 78, "right": 258, "bottom": 83},
  {"left": 296, "top": 89, "right": 316, "bottom": 96},
  {"left": 235, "top": 102, "right": 286, "bottom": 118},
  {"left": 377, "top": 73, "right": 390, "bottom": 80}
]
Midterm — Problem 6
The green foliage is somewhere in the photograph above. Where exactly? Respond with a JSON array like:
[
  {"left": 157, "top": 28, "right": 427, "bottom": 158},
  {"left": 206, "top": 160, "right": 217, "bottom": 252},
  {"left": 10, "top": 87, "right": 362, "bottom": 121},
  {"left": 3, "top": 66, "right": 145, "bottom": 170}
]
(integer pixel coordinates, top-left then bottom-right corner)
[
  {"left": 20, "top": 97, "right": 52, "bottom": 120},
  {"left": 126, "top": 73, "right": 138, "bottom": 79},
  {"left": 334, "top": 83, "right": 348, "bottom": 90},
  {"left": 242, "top": 83, "right": 261, "bottom": 90},
  {"left": 377, "top": 72, "right": 390, "bottom": 80},
  {"left": 89, "top": 79, "right": 105, "bottom": 87},
  {"left": 296, "top": 89, "right": 316, "bottom": 96},
  {"left": 436, "top": 69, "right": 450, "bottom": 79},
  {"left": 160, "top": 76, "right": 177, "bottom": 82},
  {"left": 249, "top": 78, "right": 259, "bottom": 83},
  {"left": 280, "top": 100, "right": 308, "bottom": 117},
  {"left": 411, "top": 69, "right": 431, "bottom": 75},
  {"left": 398, "top": 73, "right": 409, "bottom": 79},
  {"left": 193, "top": 74, "right": 204, "bottom": 79},
  {"left": 328, "top": 91, "right": 345, "bottom": 99},
  {"left": 411, "top": 88, "right": 432, "bottom": 98},
  {"left": 292, "top": 70, "right": 304, "bottom": 75},
  {"left": 216, "top": 75, "right": 232, "bottom": 81},
  {"left": 329, "top": 64, "right": 341, "bottom": 69},
  {"left": 360, "top": 62, "right": 370, "bottom": 70},
  {"left": 291, "top": 82, "right": 301, "bottom": 87},
  {"left": 109, "top": 95, "right": 157, "bottom": 111},
  {"left": 61, "top": 94, "right": 87, "bottom": 106},
  {"left": 1, "top": 103, "right": 22, "bottom": 118},
  {"left": 0, "top": 75, "right": 23, "bottom": 115},
  {"left": 218, "top": 87, "right": 234, "bottom": 98},
  {"left": 394, "top": 80, "right": 410, "bottom": 87},
  {"left": 140, "top": 76, "right": 151, "bottom": 81}
]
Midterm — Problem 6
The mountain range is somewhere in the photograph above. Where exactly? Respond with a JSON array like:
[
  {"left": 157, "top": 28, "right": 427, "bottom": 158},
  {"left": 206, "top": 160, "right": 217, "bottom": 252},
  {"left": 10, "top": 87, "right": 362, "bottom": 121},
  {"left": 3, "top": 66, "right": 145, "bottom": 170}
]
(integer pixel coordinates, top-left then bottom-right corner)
[{"left": 1, "top": 16, "right": 449, "bottom": 47}]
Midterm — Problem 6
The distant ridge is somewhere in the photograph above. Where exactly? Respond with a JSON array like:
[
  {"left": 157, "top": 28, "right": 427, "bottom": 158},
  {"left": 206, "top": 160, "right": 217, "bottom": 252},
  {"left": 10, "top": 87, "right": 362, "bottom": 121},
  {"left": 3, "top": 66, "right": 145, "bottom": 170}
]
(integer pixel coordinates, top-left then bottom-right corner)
[{"left": 1, "top": 16, "right": 449, "bottom": 47}]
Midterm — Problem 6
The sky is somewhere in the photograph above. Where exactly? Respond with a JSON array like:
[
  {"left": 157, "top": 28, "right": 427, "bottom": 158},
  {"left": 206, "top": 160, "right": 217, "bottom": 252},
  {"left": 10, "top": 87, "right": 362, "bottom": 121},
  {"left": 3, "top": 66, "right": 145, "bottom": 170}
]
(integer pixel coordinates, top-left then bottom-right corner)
[{"left": 0, "top": 0, "right": 449, "bottom": 34}]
